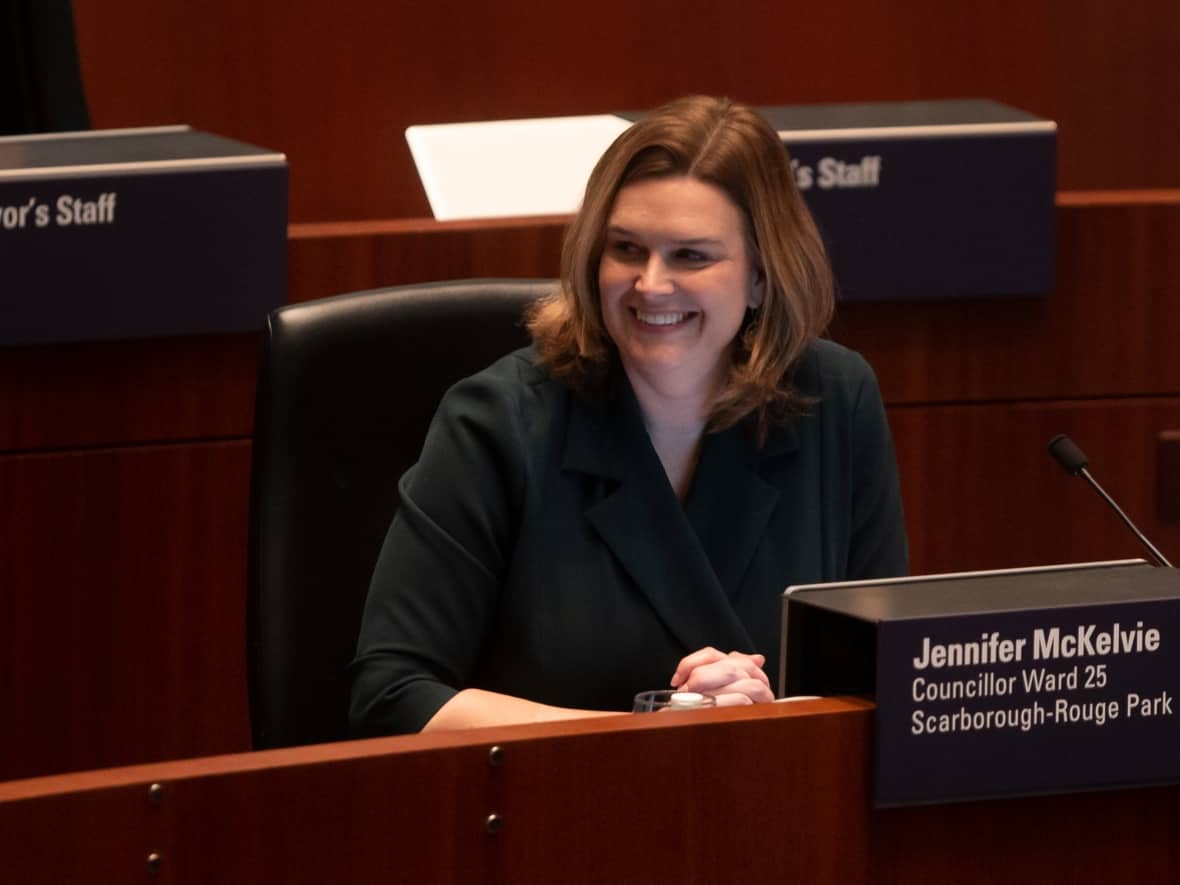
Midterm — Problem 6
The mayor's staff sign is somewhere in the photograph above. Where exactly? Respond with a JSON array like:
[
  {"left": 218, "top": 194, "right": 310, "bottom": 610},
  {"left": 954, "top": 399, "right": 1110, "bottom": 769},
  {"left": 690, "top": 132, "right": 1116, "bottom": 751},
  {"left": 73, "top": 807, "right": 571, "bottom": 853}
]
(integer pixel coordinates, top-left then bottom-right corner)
[
  {"left": 0, "top": 192, "right": 117, "bottom": 229},
  {"left": 0, "top": 127, "right": 286, "bottom": 346},
  {"left": 876, "top": 598, "right": 1180, "bottom": 806}
]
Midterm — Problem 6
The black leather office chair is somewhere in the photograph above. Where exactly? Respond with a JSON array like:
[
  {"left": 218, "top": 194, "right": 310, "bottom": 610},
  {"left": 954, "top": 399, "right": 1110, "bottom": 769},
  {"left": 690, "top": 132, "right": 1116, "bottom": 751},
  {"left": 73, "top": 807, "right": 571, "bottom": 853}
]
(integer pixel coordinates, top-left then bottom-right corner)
[{"left": 247, "top": 278, "right": 553, "bottom": 749}]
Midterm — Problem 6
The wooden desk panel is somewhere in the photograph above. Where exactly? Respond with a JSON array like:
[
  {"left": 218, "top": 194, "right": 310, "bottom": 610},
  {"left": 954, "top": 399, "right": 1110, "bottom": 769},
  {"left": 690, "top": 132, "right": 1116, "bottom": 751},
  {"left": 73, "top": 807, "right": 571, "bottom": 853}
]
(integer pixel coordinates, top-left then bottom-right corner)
[
  {"left": 2, "top": 700, "right": 1176, "bottom": 884},
  {"left": 286, "top": 216, "right": 566, "bottom": 305},
  {"left": 0, "top": 441, "right": 253, "bottom": 781},
  {"left": 0, "top": 333, "right": 259, "bottom": 453},
  {"left": 0, "top": 702, "right": 869, "bottom": 885},
  {"left": 891, "top": 397, "right": 1180, "bottom": 575}
]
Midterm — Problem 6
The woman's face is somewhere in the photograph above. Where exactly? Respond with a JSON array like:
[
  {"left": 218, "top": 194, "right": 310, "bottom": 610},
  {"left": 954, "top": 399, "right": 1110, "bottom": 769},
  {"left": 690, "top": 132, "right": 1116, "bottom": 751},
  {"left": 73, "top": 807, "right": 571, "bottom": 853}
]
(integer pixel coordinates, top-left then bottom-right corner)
[{"left": 598, "top": 176, "right": 763, "bottom": 405}]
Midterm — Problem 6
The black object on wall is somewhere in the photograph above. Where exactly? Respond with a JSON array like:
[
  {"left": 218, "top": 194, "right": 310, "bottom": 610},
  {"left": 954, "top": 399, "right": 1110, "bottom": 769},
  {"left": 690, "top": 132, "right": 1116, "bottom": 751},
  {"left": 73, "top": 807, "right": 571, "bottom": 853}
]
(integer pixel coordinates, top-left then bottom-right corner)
[{"left": 0, "top": 0, "right": 90, "bottom": 135}]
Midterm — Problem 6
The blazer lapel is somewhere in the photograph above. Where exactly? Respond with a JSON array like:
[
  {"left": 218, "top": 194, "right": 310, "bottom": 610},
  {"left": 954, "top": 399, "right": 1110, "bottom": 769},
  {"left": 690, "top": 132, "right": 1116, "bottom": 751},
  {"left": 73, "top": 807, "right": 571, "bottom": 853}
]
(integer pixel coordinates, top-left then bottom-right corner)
[
  {"left": 686, "top": 418, "right": 800, "bottom": 601},
  {"left": 562, "top": 383, "right": 756, "bottom": 655}
]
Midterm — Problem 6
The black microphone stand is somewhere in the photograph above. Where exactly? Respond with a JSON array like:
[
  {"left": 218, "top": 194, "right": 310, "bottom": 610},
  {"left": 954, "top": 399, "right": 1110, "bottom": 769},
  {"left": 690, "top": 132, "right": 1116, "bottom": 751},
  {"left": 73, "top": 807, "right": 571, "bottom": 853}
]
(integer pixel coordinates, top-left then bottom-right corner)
[{"left": 1048, "top": 434, "right": 1173, "bottom": 568}]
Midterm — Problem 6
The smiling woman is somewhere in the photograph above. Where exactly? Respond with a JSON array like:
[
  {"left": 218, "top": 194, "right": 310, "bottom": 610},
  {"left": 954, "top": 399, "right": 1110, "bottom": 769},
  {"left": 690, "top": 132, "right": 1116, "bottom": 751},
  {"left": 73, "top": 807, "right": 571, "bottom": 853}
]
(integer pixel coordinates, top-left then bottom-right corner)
[
  {"left": 350, "top": 96, "right": 908, "bottom": 736},
  {"left": 531, "top": 97, "right": 835, "bottom": 442}
]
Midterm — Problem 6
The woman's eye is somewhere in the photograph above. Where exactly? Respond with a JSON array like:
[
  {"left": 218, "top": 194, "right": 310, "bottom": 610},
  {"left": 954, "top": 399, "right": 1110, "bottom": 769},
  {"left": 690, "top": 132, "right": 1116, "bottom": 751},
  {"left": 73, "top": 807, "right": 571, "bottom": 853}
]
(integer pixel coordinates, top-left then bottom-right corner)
[
  {"left": 675, "top": 249, "right": 710, "bottom": 264},
  {"left": 609, "top": 240, "right": 642, "bottom": 259}
]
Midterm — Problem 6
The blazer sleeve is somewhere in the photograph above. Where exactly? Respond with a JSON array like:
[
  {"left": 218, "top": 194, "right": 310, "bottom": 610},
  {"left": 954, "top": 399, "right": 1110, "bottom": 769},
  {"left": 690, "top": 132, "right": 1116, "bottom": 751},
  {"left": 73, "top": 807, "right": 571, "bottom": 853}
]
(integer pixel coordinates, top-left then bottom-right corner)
[
  {"left": 349, "top": 359, "right": 530, "bottom": 735},
  {"left": 846, "top": 355, "right": 909, "bottom": 579}
]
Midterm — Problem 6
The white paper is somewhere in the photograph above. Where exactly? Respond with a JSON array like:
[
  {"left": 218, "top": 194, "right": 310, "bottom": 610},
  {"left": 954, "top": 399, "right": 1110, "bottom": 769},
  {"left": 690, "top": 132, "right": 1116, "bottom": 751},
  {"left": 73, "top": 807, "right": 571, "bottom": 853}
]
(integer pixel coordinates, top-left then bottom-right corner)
[{"left": 406, "top": 114, "right": 633, "bottom": 221}]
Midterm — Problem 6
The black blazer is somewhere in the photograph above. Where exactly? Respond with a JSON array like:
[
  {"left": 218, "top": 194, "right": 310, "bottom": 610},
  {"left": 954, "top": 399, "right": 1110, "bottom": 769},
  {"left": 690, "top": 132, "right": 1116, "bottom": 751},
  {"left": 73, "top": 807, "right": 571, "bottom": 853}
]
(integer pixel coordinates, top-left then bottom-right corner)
[{"left": 351, "top": 341, "right": 908, "bottom": 734}]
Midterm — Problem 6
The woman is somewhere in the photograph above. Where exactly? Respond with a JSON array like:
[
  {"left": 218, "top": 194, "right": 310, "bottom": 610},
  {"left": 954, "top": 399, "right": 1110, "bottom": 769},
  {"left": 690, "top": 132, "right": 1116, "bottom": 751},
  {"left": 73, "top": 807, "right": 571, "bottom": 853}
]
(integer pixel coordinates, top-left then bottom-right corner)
[{"left": 350, "top": 95, "right": 908, "bottom": 735}]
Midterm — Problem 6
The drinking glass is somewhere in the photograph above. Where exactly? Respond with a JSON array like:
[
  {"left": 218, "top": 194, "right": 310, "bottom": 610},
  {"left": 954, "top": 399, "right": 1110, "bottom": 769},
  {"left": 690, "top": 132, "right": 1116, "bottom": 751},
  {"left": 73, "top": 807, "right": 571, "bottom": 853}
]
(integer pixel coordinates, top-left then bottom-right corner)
[{"left": 632, "top": 689, "right": 717, "bottom": 712}]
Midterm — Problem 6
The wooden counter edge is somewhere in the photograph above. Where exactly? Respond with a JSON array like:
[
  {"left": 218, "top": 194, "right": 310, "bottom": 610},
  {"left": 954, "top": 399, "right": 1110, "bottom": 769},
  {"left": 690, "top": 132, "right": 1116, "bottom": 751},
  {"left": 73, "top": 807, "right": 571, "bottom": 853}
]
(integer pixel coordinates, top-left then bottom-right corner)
[{"left": 0, "top": 696, "right": 874, "bottom": 801}]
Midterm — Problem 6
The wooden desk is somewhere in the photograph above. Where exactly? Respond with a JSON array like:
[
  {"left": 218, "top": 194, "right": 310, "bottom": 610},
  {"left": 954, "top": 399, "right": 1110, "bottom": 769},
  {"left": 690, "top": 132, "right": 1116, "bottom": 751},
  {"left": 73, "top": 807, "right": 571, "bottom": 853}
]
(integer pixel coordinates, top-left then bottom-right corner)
[{"left": 2, "top": 698, "right": 1175, "bottom": 884}]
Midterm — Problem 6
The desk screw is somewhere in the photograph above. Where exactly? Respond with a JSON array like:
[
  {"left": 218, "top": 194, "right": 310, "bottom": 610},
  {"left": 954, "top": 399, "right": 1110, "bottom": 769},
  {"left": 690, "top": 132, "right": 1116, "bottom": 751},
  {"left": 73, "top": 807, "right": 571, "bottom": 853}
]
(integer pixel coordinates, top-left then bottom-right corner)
[
  {"left": 488, "top": 745, "right": 504, "bottom": 766},
  {"left": 148, "top": 783, "right": 164, "bottom": 804},
  {"left": 486, "top": 814, "right": 502, "bottom": 835},
  {"left": 146, "top": 853, "right": 162, "bottom": 875}
]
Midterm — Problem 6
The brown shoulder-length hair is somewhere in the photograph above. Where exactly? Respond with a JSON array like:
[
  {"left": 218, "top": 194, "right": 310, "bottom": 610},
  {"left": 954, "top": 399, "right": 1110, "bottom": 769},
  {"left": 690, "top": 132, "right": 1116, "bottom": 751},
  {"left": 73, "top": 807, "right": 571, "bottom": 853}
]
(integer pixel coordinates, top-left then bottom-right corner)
[{"left": 527, "top": 95, "right": 835, "bottom": 439}]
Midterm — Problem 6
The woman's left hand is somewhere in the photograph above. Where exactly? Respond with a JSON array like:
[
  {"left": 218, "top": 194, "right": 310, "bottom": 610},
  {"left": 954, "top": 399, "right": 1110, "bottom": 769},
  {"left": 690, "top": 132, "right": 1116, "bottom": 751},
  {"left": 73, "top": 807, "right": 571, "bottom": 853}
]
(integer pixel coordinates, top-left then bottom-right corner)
[{"left": 670, "top": 647, "right": 774, "bottom": 706}]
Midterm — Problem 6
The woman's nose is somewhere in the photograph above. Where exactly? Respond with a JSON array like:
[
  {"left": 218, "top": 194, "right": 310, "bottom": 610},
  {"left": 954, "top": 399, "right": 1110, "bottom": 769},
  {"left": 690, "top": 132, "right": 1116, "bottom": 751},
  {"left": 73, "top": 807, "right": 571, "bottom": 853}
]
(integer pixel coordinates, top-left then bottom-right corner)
[{"left": 636, "top": 255, "right": 674, "bottom": 294}]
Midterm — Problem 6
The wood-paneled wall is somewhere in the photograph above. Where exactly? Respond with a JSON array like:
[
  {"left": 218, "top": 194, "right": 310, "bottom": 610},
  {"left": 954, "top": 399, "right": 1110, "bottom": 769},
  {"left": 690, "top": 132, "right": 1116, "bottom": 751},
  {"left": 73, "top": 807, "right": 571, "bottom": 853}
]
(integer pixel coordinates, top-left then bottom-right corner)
[
  {"left": 0, "top": 1, "right": 1175, "bottom": 781},
  {"left": 71, "top": 0, "right": 1180, "bottom": 220}
]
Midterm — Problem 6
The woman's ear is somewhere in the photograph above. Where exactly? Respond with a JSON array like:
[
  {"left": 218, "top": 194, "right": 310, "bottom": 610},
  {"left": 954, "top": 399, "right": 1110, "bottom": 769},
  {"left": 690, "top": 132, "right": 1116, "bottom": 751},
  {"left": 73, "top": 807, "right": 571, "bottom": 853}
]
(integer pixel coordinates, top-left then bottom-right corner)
[{"left": 748, "top": 266, "right": 766, "bottom": 310}]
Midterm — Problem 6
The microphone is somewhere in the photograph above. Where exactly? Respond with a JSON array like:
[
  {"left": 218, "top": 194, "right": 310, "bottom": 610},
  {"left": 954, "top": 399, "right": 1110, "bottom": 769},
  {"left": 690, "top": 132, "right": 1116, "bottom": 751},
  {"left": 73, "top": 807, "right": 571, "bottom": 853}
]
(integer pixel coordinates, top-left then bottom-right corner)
[{"left": 1047, "top": 434, "right": 1173, "bottom": 568}]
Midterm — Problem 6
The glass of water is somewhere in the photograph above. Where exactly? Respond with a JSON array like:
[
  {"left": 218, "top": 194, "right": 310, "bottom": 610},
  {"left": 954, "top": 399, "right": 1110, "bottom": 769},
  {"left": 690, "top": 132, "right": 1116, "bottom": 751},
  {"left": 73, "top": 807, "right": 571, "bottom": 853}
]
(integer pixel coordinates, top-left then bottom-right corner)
[{"left": 632, "top": 690, "right": 717, "bottom": 712}]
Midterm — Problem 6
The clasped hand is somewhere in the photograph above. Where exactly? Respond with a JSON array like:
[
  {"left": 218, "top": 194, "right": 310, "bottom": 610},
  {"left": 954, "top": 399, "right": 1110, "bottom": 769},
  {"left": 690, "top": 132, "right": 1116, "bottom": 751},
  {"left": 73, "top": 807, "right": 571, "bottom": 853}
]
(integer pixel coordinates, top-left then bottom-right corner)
[{"left": 670, "top": 647, "right": 774, "bottom": 706}]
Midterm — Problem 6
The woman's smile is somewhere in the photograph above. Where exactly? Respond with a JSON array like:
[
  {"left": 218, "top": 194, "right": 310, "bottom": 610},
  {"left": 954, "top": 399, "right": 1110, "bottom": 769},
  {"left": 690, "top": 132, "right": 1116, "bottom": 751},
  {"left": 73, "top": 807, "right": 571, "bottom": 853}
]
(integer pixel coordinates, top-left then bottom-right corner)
[{"left": 632, "top": 308, "right": 699, "bottom": 328}]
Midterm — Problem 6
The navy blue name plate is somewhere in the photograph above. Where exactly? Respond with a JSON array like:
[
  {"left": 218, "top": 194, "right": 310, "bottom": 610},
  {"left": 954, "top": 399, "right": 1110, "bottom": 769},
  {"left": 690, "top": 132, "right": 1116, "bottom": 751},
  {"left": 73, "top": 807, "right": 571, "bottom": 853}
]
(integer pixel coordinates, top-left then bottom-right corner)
[
  {"left": 767, "top": 100, "right": 1056, "bottom": 301},
  {"left": 0, "top": 126, "right": 287, "bottom": 347},
  {"left": 780, "top": 561, "right": 1180, "bottom": 806}
]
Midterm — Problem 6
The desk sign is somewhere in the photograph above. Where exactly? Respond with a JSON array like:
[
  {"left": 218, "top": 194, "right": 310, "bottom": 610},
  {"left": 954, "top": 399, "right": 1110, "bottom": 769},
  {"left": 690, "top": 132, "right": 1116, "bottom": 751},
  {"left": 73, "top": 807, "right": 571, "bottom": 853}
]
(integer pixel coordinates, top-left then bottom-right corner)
[
  {"left": 781, "top": 561, "right": 1180, "bottom": 806},
  {"left": 0, "top": 126, "right": 286, "bottom": 347},
  {"left": 763, "top": 99, "right": 1057, "bottom": 301}
]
